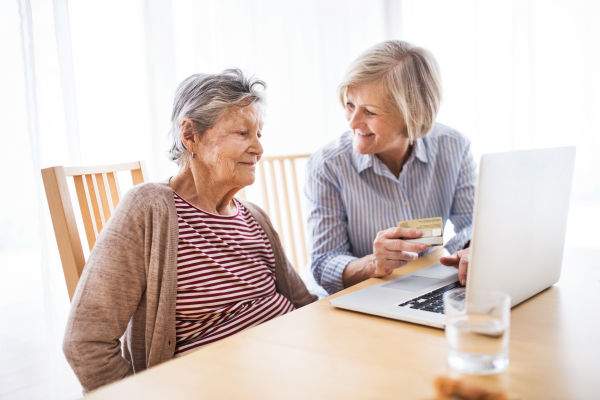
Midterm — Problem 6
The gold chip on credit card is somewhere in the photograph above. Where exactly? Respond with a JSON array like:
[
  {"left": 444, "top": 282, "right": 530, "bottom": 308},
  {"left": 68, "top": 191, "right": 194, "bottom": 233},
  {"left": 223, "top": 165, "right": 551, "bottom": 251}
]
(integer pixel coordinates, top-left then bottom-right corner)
[{"left": 397, "top": 217, "right": 444, "bottom": 247}]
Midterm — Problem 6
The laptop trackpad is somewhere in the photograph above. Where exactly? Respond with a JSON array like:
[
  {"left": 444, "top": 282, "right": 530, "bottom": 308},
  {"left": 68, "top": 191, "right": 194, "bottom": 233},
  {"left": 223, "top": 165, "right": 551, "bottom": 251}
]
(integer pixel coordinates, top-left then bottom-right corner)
[{"left": 382, "top": 276, "right": 443, "bottom": 292}]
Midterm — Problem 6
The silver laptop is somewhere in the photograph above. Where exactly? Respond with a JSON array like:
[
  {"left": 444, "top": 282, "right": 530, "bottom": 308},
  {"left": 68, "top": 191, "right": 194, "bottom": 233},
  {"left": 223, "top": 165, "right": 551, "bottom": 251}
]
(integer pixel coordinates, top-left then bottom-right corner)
[{"left": 330, "top": 146, "right": 576, "bottom": 328}]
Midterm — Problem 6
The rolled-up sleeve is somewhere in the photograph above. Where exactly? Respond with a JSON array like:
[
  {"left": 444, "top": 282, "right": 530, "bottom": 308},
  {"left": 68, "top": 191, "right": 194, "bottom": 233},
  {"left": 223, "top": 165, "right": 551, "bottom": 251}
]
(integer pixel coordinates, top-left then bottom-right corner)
[
  {"left": 305, "top": 158, "right": 357, "bottom": 294},
  {"left": 445, "top": 144, "right": 477, "bottom": 254}
]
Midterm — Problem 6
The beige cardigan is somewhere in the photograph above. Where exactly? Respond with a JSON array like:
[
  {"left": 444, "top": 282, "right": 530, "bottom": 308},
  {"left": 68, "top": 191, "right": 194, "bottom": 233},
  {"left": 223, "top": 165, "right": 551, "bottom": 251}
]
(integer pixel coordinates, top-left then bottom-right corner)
[{"left": 63, "top": 182, "right": 317, "bottom": 393}]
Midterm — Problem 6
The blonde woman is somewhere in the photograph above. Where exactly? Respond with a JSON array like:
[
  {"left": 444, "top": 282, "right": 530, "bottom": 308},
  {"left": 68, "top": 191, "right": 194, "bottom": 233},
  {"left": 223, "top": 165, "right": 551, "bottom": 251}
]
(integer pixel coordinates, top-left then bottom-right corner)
[{"left": 305, "top": 41, "right": 475, "bottom": 295}]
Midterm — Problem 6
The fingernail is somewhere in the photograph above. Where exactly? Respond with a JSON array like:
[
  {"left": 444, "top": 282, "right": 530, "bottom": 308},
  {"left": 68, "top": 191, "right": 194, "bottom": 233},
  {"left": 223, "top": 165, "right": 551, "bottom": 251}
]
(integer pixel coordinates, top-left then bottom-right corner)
[
  {"left": 420, "top": 244, "right": 427, "bottom": 251},
  {"left": 414, "top": 230, "right": 421, "bottom": 235},
  {"left": 461, "top": 279, "right": 465, "bottom": 285}
]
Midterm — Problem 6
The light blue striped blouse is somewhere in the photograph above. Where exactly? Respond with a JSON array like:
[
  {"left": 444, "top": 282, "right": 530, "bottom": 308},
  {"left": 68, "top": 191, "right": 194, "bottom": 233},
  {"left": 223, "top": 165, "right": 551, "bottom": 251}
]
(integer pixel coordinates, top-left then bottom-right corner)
[{"left": 304, "top": 123, "right": 477, "bottom": 295}]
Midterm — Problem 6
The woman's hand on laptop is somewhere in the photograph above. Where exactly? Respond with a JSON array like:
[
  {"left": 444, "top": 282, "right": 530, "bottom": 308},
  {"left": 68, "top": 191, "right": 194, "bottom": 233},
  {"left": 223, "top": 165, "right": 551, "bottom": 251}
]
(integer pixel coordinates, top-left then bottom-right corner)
[{"left": 439, "top": 248, "right": 471, "bottom": 286}]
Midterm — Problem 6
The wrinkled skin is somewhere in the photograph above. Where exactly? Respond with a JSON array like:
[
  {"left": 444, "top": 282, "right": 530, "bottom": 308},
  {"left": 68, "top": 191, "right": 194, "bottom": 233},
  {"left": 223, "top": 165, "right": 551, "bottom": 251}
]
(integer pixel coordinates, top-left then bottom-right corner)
[{"left": 169, "top": 103, "right": 263, "bottom": 216}]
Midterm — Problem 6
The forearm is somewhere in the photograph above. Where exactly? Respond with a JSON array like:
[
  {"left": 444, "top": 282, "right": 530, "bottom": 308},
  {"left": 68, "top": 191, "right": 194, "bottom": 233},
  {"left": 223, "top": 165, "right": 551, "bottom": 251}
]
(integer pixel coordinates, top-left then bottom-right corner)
[{"left": 342, "top": 254, "right": 375, "bottom": 288}]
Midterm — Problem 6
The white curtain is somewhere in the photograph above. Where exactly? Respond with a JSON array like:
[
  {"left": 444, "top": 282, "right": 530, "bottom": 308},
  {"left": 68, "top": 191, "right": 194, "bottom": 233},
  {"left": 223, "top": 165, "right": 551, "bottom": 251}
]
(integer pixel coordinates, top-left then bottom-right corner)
[
  {"left": 0, "top": 1, "right": 598, "bottom": 398},
  {"left": 399, "top": 0, "right": 600, "bottom": 248}
]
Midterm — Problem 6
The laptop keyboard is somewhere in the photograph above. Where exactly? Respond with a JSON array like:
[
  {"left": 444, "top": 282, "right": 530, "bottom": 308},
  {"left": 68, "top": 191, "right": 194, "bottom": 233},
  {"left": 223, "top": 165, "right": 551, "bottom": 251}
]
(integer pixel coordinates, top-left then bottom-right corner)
[{"left": 398, "top": 281, "right": 464, "bottom": 314}]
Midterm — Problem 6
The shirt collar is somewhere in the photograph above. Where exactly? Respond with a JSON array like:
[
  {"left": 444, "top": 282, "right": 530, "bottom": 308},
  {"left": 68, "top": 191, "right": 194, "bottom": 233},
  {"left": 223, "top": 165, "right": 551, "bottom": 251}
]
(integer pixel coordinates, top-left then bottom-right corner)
[
  {"left": 352, "top": 151, "right": 373, "bottom": 173},
  {"left": 414, "top": 137, "right": 428, "bottom": 163},
  {"left": 351, "top": 136, "right": 428, "bottom": 174}
]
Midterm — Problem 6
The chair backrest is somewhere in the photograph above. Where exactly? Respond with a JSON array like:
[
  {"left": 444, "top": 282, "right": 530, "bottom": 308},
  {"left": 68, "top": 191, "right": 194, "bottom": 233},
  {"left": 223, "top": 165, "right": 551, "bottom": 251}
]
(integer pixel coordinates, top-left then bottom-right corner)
[
  {"left": 256, "top": 155, "right": 310, "bottom": 272},
  {"left": 41, "top": 161, "right": 148, "bottom": 301}
]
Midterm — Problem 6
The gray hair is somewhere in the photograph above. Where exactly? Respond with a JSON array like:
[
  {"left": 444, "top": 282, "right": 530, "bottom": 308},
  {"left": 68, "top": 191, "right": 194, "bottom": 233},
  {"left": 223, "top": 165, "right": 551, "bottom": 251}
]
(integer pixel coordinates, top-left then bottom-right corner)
[
  {"left": 338, "top": 40, "right": 442, "bottom": 143},
  {"left": 168, "top": 68, "right": 266, "bottom": 165}
]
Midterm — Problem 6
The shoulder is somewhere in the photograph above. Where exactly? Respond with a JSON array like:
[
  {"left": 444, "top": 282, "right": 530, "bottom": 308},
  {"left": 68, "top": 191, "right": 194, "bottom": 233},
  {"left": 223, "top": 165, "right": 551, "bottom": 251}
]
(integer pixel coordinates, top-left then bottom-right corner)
[
  {"left": 422, "top": 123, "right": 472, "bottom": 161},
  {"left": 424, "top": 123, "right": 471, "bottom": 149},
  {"left": 116, "top": 181, "right": 175, "bottom": 216},
  {"left": 419, "top": 124, "right": 476, "bottom": 178},
  {"left": 122, "top": 181, "right": 173, "bottom": 203},
  {"left": 125, "top": 181, "right": 172, "bottom": 196},
  {"left": 308, "top": 131, "right": 353, "bottom": 164},
  {"left": 92, "top": 181, "right": 176, "bottom": 253},
  {"left": 306, "top": 131, "right": 353, "bottom": 176}
]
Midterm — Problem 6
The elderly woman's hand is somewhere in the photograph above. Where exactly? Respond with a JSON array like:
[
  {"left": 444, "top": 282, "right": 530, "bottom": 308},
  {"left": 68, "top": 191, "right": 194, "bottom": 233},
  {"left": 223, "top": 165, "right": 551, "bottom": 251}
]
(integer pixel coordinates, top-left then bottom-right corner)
[
  {"left": 439, "top": 248, "right": 470, "bottom": 286},
  {"left": 369, "top": 227, "right": 427, "bottom": 277}
]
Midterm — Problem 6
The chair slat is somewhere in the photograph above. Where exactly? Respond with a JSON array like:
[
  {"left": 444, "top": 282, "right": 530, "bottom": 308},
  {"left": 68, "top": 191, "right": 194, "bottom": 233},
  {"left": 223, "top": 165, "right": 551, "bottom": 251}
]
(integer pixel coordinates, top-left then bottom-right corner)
[
  {"left": 268, "top": 160, "right": 284, "bottom": 236},
  {"left": 42, "top": 161, "right": 147, "bottom": 303},
  {"left": 290, "top": 160, "right": 308, "bottom": 269},
  {"left": 107, "top": 172, "right": 121, "bottom": 208},
  {"left": 255, "top": 155, "right": 311, "bottom": 272},
  {"left": 131, "top": 168, "right": 144, "bottom": 186},
  {"left": 73, "top": 175, "right": 97, "bottom": 251},
  {"left": 102, "top": 173, "right": 115, "bottom": 214},
  {"left": 258, "top": 161, "right": 270, "bottom": 215},
  {"left": 278, "top": 160, "right": 298, "bottom": 271},
  {"left": 131, "top": 161, "right": 149, "bottom": 186},
  {"left": 95, "top": 173, "right": 112, "bottom": 221},
  {"left": 86, "top": 174, "right": 104, "bottom": 232}
]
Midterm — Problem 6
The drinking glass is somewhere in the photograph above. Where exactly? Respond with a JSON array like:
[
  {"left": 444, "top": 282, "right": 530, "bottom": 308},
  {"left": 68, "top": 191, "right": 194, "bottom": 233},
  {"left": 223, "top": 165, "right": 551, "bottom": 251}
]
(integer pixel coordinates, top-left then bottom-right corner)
[{"left": 444, "top": 288, "right": 511, "bottom": 374}]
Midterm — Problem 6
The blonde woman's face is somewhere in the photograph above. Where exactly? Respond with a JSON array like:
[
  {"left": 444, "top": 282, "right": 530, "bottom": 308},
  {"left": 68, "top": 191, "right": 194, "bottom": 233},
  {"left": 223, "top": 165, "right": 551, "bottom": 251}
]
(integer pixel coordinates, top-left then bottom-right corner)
[{"left": 344, "top": 85, "right": 407, "bottom": 157}]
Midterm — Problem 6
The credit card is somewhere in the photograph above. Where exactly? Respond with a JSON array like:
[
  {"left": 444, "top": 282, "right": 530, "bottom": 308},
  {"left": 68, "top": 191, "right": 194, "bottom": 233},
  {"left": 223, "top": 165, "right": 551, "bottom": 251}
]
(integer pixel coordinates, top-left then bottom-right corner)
[{"left": 397, "top": 217, "right": 444, "bottom": 247}]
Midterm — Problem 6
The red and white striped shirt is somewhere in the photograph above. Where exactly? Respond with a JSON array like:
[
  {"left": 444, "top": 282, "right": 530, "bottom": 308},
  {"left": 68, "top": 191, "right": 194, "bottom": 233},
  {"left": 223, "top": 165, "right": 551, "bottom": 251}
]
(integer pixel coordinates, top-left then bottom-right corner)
[{"left": 173, "top": 192, "right": 295, "bottom": 356}]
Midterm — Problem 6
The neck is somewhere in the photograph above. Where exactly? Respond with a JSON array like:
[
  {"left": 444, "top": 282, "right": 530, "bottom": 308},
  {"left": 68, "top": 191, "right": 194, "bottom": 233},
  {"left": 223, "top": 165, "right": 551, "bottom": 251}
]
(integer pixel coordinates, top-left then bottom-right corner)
[
  {"left": 169, "top": 164, "right": 239, "bottom": 216},
  {"left": 376, "top": 139, "right": 413, "bottom": 178}
]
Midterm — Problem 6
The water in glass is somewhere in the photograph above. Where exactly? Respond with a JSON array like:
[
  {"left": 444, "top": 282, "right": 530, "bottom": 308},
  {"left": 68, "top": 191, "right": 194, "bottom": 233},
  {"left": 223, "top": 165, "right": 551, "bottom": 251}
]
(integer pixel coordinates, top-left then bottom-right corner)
[{"left": 444, "top": 288, "right": 510, "bottom": 375}]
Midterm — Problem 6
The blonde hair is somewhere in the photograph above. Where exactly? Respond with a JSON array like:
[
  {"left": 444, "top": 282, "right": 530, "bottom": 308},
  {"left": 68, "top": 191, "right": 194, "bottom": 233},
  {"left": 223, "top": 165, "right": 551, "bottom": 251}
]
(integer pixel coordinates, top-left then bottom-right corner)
[{"left": 338, "top": 40, "right": 442, "bottom": 143}]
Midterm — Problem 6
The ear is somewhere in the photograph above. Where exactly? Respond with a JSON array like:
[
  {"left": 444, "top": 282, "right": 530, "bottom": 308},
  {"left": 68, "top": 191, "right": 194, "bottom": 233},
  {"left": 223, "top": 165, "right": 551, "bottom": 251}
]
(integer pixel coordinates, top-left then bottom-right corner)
[{"left": 180, "top": 119, "right": 196, "bottom": 152}]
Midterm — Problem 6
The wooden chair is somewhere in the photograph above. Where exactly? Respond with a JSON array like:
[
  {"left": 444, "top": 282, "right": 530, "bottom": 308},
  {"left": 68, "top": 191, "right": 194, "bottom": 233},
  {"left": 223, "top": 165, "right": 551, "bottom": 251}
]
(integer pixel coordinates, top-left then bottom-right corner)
[
  {"left": 41, "top": 161, "right": 149, "bottom": 301},
  {"left": 256, "top": 155, "right": 311, "bottom": 272}
]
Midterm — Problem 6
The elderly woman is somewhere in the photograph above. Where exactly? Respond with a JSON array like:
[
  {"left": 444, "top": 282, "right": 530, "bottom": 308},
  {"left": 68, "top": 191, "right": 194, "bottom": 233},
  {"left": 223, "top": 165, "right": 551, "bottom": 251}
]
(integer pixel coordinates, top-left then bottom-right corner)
[
  {"left": 63, "top": 69, "right": 316, "bottom": 392},
  {"left": 306, "top": 40, "right": 475, "bottom": 295}
]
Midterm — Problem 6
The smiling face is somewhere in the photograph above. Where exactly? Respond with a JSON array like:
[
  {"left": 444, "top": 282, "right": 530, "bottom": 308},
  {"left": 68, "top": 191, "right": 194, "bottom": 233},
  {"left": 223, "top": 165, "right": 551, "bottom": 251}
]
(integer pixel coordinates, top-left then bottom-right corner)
[
  {"left": 344, "top": 84, "right": 409, "bottom": 160},
  {"left": 191, "top": 102, "right": 263, "bottom": 190}
]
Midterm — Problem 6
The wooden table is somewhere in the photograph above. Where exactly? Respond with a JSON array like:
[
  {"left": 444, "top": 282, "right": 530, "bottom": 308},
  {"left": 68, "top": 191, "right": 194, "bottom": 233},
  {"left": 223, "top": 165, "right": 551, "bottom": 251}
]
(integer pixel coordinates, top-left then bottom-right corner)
[{"left": 86, "top": 248, "right": 600, "bottom": 399}]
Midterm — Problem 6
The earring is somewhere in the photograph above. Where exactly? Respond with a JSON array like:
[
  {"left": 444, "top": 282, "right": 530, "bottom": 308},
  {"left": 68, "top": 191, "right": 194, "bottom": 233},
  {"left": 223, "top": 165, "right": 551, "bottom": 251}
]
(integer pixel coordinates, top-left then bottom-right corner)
[{"left": 192, "top": 151, "right": 195, "bottom": 158}]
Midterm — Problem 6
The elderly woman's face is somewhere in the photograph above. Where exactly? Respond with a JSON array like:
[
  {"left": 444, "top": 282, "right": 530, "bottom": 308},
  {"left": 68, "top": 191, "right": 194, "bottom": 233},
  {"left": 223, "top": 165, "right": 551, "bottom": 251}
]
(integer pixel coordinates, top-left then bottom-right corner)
[
  {"left": 193, "top": 103, "right": 263, "bottom": 188},
  {"left": 344, "top": 84, "right": 407, "bottom": 157}
]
